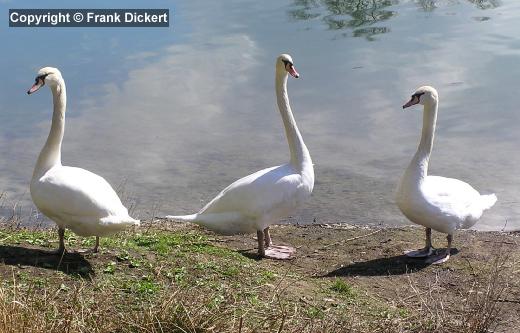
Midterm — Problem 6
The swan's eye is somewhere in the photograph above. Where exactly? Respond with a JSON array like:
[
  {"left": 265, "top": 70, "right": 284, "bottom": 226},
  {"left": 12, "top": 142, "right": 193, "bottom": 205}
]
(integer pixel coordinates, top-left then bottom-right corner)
[
  {"left": 282, "top": 59, "right": 292, "bottom": 67},
  {"left": 411, "top": 92, "right": 425, "bottom": 100},
  {"left": 37, "top": 73, "right": 50, "bottom": 81}
]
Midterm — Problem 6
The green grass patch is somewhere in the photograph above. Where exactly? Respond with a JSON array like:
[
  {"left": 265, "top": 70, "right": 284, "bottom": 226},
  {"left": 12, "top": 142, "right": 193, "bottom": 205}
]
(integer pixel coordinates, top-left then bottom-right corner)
[{"left": 330, "top": 278, "right": 356, "bottom": 298}]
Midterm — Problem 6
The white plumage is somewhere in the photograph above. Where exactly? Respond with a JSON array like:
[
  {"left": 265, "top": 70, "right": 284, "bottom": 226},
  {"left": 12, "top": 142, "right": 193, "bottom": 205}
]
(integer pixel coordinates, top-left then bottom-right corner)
[
  {"left": 396, "top": 86, "right": 496, "bottom": 264},
  {"left": 28, "top": 67, "right": 139, "bottom": 253},
  {"left": 172, "top": 164, "right": 313, "bottom": 235},
  {"left": 167, "top": 54, "right": 314, "bottom": 259},
  {"left": 31, "top": 166, "right": 138, "bottom": 236}
]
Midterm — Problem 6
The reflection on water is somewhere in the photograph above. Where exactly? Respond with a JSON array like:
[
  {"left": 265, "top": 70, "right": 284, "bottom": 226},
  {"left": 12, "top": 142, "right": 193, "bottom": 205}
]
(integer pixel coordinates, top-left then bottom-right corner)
[
  {"left": 464, "top": 0, "right": 501, "bottom": 10},
  {"left": 289, "top": 0, "right": 398, "bottom": 40},
  {"left": 415, "top": 0, "right": 500, "bottom": 11},
  {"left": 289, "top": 0, "right": 501, "bottom": 40}
]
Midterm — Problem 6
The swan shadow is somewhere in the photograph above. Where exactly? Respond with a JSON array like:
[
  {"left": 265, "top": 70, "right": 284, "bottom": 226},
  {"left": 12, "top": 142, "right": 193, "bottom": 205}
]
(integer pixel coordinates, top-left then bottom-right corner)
[
  {"left": 0, "top": 245, "right": 94, "bottom": 279},
  {"left": 323, "top": 249, "right": 459, "bottom": 277},
  {"left": 238, "top": 249, "right": 263, "bottom": 261}
]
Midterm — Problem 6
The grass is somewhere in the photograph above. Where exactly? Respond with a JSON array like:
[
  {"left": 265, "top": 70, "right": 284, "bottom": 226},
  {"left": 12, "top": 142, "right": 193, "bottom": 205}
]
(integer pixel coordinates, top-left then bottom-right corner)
[
  {"left": 0, "top": 224, "right": 352, "bottom": 332},
  {"left": 0, "top": 219, "right": 516, "bottom": 332},
  {"left": 330, "top": 278, "right": 356, "bottom": 298}
]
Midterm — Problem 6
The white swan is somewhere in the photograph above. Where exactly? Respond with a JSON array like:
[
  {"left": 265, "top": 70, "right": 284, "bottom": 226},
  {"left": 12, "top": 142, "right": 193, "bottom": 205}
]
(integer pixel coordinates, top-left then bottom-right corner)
[
  {"left": 27, "top": 67, "right": 139, "bottom": 253},
  {"left": 396, "top": 86, "right": 497, "bottom": 264},
  {"left": 166, "top": 54, "right": 314, "bottom": 259}
]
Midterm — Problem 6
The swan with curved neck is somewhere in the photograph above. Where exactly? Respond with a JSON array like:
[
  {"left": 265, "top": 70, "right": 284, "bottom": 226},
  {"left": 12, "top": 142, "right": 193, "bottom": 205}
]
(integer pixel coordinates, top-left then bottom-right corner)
[
  {"left": 166, "top": 54, "right": 314, "bottom": 259},
  {"left": 396, "top": 86, "right": 497, "bottom": 264},
  {"left": 28, "top": 67, "right": 139, "bottom": 253}
]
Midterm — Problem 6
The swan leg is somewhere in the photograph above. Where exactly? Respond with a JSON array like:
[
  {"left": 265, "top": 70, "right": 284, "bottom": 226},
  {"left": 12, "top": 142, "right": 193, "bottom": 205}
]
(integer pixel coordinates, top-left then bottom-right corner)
[
  {"left": 404, "top": 227, "right": 434, "bottom": 258},
  {"left": 77, "top": 236, "right": 100, "bottom": 254},
  {"left": 93, "top": 236, "right": 99, "bottom": 253},
  {"left": 264, "top": 227, "right": 272, "bottom": 248},
  {"left": 58, "top": 227, "right": 66, "bottom": 252},
  {"left": 48, "top": 227, "right": 67, "bottom": 254},
  {"left": 262, "top": 227, "right": 295, "bottom": 260},
  {"left": 426, "top": 234, "right": 452, "bottom": 265},
  {"left": 257, "top": 230, "right": 266, "bottom": 257},
  {"left": 76, "top": 236, "right": 99, "bottom": 253}
]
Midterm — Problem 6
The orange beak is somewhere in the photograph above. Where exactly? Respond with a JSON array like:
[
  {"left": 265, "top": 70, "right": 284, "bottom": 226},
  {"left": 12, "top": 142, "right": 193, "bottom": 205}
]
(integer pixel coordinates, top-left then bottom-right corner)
[{"left": 27, "top": 78, "right": 44, "bottom": 94}]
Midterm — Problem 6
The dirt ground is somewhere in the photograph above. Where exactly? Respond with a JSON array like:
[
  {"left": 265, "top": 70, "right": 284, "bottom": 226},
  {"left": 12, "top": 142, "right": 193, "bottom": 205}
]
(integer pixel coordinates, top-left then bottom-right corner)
[
  {"left": 215, "top": 224, "right": 520, "bottom": 332},
  {"left": 0, "top": 222, "right": 518, "bottom": 332}
]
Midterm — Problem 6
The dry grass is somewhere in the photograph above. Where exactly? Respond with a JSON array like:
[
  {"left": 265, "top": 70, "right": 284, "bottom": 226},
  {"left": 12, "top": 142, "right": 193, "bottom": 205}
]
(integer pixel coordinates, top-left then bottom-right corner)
[
  {"left": 0, "top": 223, "right": 360, "bottom": 333},
  {"left": 0, "top": 213, "right": 516, "bottom": 332},
  {"left": 396, "top": 249, "right": 515, "bottom": 333},
  {"left": 0, "top": 268, "right": 356, "bottom": 333},
  {"left": 457, "top": 254, "right": 511, "bottom": 333}
]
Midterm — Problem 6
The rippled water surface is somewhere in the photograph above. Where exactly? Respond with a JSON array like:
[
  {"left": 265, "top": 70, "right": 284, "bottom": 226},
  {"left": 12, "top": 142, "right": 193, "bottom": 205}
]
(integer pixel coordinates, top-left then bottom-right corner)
[{"left": 0, "top": 0, "right": 518, "bottom": 230}]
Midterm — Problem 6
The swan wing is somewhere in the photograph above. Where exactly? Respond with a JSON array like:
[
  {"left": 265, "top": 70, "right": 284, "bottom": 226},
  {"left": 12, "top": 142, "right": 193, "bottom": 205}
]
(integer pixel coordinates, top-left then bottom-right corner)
[
  {"left": 31, "top": 166, "right": 136, "bottom": 225},
  {"left": 424, "top": 176, "right": 479, "bottom": 199},
  {"left": 200, "top": 164, "right": 309, "bottom": 220},
  {"left": 422, "top": 176, "right": 487, "bottom": 227}
]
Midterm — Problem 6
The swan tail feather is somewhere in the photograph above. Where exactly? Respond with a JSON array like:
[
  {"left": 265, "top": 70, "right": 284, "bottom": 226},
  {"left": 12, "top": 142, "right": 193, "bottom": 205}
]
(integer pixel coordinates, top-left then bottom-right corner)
[
  {"left": 462, "top": 193, "right": 497, "bottom": 229},
  {"left": 479, "top": 193, "right": 497, "bottom": 211},
  {"left": 128, "top": 218, "right": 141, "bottom": 226},
  {"left": 165, "top": 214, "right": 199, "bottom": 222},
  {"left": 100, "top": 216, "right": 140, "bottom": 225},
  {"left": 165, "top": 212, "right": 249, "bottom": 235},
  {"left": 99, "top": 216, "right": 140, "bottom": 233}
]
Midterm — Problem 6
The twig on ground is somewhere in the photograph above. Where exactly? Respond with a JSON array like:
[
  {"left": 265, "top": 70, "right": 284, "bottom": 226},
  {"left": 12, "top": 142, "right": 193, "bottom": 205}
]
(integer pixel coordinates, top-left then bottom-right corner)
[{"left": 482, "top": 239, "right": 517, "bottom": 245}]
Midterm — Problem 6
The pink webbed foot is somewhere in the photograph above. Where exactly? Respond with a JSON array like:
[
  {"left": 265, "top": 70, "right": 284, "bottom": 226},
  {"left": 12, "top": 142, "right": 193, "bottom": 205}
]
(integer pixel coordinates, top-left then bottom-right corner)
[
  {"left": 404, "top": 247, "right": 434, "bottom": 258},
  {"left": 425, "top": 250, "right": 450, "bottom": 265},
  {"left": 263, "top": 245, "right": 296, "bottom": 260}
]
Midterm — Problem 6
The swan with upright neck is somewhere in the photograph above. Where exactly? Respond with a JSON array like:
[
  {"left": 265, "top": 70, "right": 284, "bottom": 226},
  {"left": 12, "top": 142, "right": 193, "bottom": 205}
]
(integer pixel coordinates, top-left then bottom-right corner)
[
  {"left": 396, "top": 86, "right": 497, "bottom": 264},
  {"left": 28, "top": 67, "right": 139, "bottom": 253},
  {"left": 166, "top": 54, "right": 314, "bottom": 259}
]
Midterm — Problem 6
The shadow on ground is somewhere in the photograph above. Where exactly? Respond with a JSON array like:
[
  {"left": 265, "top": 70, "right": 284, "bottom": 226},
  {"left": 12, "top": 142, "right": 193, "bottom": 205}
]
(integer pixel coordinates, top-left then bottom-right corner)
[
  {"left": 238, "top": 249, "right": 263, "bottom": 261},
  {"left": 0, "top": 245, "right": 94, "bottom": 278},
  {"left": 324, "top": 249, "right": 459, "bottom": 277}
]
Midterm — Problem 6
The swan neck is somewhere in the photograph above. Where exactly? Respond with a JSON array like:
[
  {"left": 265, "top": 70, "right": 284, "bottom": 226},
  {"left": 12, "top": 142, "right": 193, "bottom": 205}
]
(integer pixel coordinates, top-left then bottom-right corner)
[
  {"left": 407, "top": 100, "right": 438, "bottom": 181},
  {"left": 33, "top": 82, "right": 66, "bottom": 178},
  {"left": 275, "top": 71, "right": 311, "bottom": 171}
]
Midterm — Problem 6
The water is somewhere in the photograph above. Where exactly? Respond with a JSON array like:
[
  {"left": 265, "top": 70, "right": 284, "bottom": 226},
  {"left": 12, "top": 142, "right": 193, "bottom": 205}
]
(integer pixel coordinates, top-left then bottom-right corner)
[{"left": 0, "top": 0, "right": 518, "bottom": 230}]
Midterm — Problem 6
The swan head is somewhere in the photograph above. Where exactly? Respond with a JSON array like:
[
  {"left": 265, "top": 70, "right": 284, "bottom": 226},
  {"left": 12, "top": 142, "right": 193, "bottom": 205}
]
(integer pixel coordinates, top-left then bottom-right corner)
[
  {"left": 403, "top": 86, "right": 438, "bottom": 109},
  {"left": 277, "top": 54, "right": 299, "bottom": 78},
  {"left": 27, "top": 67, "right": 63, "bottom": 94}
]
